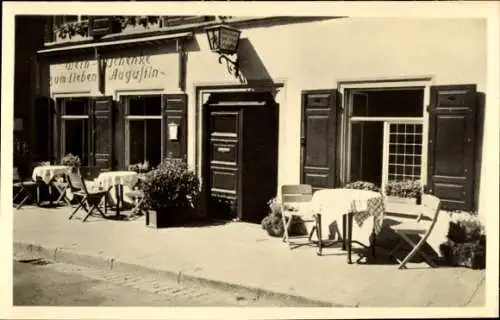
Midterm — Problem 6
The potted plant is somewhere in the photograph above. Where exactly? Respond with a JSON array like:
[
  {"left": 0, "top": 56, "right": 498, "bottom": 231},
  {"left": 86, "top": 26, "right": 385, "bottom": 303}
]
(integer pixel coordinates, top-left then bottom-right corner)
[
  {"left": 128, "top": 160, "right": 150, "bottom": 174},
  {"left": 141, "top": 156, "right": 200, "bottom": 228},
  {"left": 343, "top": 180, "right": 381, "bottom": 193},
  {"left": 61, "top": 153, "right": 81, "bottom": 173},
  {"left": 261, "top": 197, "right": 308, "bottom": 237},
  {"left": 439, "top": 214, "right": 486, "bottom": 269},
  {"left": 385, "top": 179, "right": 422, "bottom": 205}
]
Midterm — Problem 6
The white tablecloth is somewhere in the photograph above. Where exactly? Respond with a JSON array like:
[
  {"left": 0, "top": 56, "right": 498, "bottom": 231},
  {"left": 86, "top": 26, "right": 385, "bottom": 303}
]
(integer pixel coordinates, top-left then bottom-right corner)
[
  {"left": 32, "top": 165, "right": 71, "bottom": 184},
  {"left": 95, "top": 171, "right": 139, "bottom": 204},
  {"left": 311, "top": 189, "right": 385, "bottom": 244}
]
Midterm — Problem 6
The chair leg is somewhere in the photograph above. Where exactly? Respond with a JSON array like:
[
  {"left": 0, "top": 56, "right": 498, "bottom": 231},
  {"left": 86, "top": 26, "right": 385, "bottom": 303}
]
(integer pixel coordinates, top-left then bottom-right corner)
[
  {"left": 16, "top": 193, "right": 31, "bottom": 210},
  {"left": 282, "top": 214, "right": 289, "bottom": 243},
  {"left": 285, "top": 217, "right": 295, "bottom": 249},
  {"left": 82, "top": 205, "right": 97, "bottom": 222},
  {"left": 316, "top": 214, "right": 323, "bottom": 256},
  {"left": 69, "top": 196, "right": 87, "bottom": 220},
  {"left": 398, "top": 233, "right": 437, "bottom": 269}
]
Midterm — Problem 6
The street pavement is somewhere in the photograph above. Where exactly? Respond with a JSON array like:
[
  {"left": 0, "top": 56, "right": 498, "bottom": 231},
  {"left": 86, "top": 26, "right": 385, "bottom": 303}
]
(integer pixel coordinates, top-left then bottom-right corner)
[
  {"left": 11, "top": 205, "right": 488, "bottom": 308},
  {"left": 13, "top": 258, "right": 318, "bottom": 306}
]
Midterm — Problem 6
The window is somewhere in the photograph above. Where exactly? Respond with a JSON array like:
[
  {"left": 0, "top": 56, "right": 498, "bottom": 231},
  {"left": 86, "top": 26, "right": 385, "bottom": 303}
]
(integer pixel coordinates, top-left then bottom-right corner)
[
  {"left": 124, "top": 95, "right": 162, "bottom": 167},
  {"left": 346, "top": 88, "right": 426, "bottom": 193},
  {"left": 60, "top": 98, "right": 90, "bottom": 166}
]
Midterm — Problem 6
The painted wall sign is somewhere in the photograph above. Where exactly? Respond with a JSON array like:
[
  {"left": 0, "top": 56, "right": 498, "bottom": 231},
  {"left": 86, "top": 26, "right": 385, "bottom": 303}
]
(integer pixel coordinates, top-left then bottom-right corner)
[
  {"left": 49, "top": 54, "right": 170, "bottom": 88},
  {"left": 49, "top": 55, "right": 161, "bottom": 86}
]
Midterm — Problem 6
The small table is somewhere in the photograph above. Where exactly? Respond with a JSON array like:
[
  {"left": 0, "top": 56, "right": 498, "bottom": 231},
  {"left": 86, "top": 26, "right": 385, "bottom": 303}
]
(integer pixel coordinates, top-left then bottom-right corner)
[
  {"left": 32, "top": 165, "right": 72, "bottom": 206},
  {"left": 95, "top": 171, "right": 138, "bottom": 217},
  {"left": 312, "top": 188, "right": 385, "bottom": 263}
]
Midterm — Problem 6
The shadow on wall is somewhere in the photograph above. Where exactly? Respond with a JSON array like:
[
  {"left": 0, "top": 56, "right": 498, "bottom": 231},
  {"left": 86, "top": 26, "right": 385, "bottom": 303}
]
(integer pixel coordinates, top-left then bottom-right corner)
[
  {"left": 237, "top": 38, "right": 278, "bottom": 96},
  {"left": 474, "top": 91, "right": 485, "bottom": 212}
]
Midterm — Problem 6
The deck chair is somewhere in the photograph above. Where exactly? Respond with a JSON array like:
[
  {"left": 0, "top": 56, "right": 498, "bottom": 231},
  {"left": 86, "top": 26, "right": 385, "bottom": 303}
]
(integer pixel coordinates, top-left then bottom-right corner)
[
  {"left": 388, "top": 194, "right": 441, "bottom": 269},
  {"left": 67, "top": 172, "right": 111, "bottom": 222},
  {"left": 13, "top": 167, "right": 36, "bottom": 209},
  {"left": 281, "top": 184, "right": 322, "bottom": 255}
]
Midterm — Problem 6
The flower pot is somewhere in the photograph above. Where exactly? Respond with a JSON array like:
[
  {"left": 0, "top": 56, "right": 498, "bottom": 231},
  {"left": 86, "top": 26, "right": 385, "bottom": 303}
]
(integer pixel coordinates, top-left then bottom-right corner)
[
  {"left": 145, "top": 205, "right": 186, "bottom": 228},
  {"left": 385, "top": 196, "right": 417, "bottom": 205},
  {"left": 439, "top": 240, "right": 486, "bottom": 269}
]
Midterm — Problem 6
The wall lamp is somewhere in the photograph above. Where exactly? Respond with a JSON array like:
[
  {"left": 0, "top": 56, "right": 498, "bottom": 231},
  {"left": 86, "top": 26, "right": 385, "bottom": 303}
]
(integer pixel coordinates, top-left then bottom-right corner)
[{"left": 205, "top": 24, "right": 242, "bottom": 78}]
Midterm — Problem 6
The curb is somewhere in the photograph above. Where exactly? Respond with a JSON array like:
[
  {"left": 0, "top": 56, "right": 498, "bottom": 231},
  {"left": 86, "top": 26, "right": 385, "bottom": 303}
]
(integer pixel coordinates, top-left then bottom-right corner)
[{"left": 13, "top": 241, "right": 345, "bottom": 307}]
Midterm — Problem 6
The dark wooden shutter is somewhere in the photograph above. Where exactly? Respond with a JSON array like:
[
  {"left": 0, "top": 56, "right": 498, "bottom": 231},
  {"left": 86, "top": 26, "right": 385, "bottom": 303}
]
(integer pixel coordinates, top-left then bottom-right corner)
[
  {"left": 428, "top": 84, "right": 477, "bottom": 211},
  {"left": 161, "top": 94, "right": 188, "bottom": 160},
  {"left": 88, "top": 16, "right": 114, "bottom": 37},
  {"left": 33, "top": 96, "right": 55, "bottom": 162},
  {"left": 300, "top": 90, "right": 338, "bottom": 190},
  {"left": 44, "top": 17, "right": 54, "bottom": 42},
  {"left": 90, "top": 96, "right": 114, "bottom": 175}
]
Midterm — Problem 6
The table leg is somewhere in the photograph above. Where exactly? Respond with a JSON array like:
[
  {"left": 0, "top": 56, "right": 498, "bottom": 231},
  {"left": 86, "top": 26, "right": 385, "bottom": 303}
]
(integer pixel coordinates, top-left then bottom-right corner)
[
  {"left": 116, "top": 184, "right": 124, "bottom": 217},
  {"left": 115, "top": 184, "right": 121, "bottom": 217},
  {"left": 347, "top": 212, "right": 353, "bottom": 264},
  {"left": 48, "top": 183, "right": 53, "bottom": 206},
  {"left": 342, "top": 214, "right": 347, "bottom": 251}
]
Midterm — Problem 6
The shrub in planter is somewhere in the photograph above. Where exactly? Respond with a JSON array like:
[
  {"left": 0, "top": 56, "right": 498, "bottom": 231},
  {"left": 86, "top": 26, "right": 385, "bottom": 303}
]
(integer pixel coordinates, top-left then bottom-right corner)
[
  {"left": 439, "top": 214, "right": 486, "bottom": 269},
  {"left": 261, "top": 197, "right": 308, "bottom": 237},
  {"left": 141, "top": 156, "right": 200, "bottom": 228},
  {"left": 343, "top": 180, "right": 381, "bottom": 193},
  {"left": 127, "top": 160, "right": 150, "bottom": 174},
  {"left": 385, "top": 179, "right": 422, "bottom": 204},
  {"left": 61, "top": 153, "right": 81, "bottom": 172}
]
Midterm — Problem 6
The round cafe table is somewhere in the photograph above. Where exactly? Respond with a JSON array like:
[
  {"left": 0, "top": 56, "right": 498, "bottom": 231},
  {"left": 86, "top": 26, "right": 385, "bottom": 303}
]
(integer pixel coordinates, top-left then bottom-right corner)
[
  {"left": 312, "top": 188, "right": 385, "bottom": 263},
  {"left": 94, "top": 171, "right": 139, "bottom": 217},
  {"left": 32, "top": 165, "right": 72, "bottom": 206}
]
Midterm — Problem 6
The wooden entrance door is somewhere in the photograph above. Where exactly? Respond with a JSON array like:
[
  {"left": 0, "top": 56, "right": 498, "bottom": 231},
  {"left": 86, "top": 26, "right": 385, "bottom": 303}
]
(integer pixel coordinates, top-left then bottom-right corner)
[{"left": 203, "top": 92, "right": 279, "bottom": 223}]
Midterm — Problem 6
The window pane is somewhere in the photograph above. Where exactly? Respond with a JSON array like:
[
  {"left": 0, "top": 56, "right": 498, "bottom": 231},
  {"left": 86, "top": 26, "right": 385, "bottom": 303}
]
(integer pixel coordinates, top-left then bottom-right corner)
[
  {"left": 64, "top": 119, "right": 88, "bottom": 166},
  {"left": 352, "top": 89, "right": 424, "bottom": 117},
  {"left": 128, "top": 97, "right": 145, "bottom": 115},
  {"left": 144, "top": 96, "right": 161, "bottom": 115},
  {"left": 128, "top": 95, "right": 161, "bottom": 115},
  {"left": 145, "top": 119, "right": 162, "bottom": 167},
  {"left": 129, "top": 121, "right": 145, "bottom": 165},
  {"left": 64, "top": 99, "right": 88, "bottom": 115}
]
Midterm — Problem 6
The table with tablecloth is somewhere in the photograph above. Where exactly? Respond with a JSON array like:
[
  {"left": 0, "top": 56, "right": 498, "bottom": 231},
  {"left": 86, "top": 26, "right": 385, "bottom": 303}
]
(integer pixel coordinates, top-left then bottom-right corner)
[
  {"left": 94, "top": 171, "right": 139, "bottom": 216},
  {"left": 32, "top": 165, "right": 72, "bottom": 205},
  {"left": 311, "top": 188, "right": 385, "bottom": 263}
]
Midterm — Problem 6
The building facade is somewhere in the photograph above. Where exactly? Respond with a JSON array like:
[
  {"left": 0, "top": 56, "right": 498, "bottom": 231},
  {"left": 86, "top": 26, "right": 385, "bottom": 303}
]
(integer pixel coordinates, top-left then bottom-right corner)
[{"left": 32, "top": 15, "right": 488, "bottom": 223}]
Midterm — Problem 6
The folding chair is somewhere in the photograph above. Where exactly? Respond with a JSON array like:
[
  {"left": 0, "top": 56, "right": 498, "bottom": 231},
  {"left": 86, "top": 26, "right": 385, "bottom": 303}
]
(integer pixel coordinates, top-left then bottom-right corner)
[
  {"left": 67, "top": 172, "right": 111, "bottom": 222},
  {"left": 388, "top": 194, "right": 441, "bottom": 269},
  {"left": 281, "top": 184, "right": 322, "bottom": 255},
  {"left": 13, "top": 167, "right": 36, "bottom": 209}
]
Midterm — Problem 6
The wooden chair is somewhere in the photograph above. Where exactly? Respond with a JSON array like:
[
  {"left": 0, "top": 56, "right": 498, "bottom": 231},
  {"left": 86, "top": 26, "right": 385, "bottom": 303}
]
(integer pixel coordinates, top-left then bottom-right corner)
[
  {"left": 388, "top": 194, "right": 441, "bottom": 269},
  {"left": 67, "top": 172, "right": 111, "bottom": 222},
  {"left": 281, "top": 184, "right": 322, "bottom": 255},
  {"left": 13, "top": 167, "right": 36, "bottom": 209}
]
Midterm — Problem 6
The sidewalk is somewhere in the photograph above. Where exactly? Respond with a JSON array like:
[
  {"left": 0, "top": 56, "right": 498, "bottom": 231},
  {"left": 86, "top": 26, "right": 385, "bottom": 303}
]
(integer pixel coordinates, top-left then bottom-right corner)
[{"left": 13, "top": 205, "right": 485, "bottom": 307}]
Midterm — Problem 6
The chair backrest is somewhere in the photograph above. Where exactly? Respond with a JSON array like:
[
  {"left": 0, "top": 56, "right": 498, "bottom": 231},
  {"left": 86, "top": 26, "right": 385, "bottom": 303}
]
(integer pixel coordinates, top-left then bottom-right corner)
[
  {"left": 13, "top": 167, "right": 21, "bottom": 182},
  {"left": 281, "top": 184, "right": 313, "bottom": 204},
  {"left": 67, "top": 172, "right": 88, "bottom": 194},
  {"left": 418, "top": 194, "right": 442, "bottom": 240}
]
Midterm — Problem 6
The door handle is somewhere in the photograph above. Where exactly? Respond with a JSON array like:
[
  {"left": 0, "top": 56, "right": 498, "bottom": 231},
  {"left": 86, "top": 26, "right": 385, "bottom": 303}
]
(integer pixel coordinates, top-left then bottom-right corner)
[{"left": 217, "top": 147, "right": 231, "bottom": 153}]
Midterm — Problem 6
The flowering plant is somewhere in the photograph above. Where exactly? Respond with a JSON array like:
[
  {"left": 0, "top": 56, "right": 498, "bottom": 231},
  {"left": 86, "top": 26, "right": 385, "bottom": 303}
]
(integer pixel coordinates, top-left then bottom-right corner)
[
  {"left": 261, "top": 197, "right": 307, "bottom": 237},
  {"left": 343, "top": 181, "right": 380, "bottom": 193},
  {"left": 385, "top": 179, "right": 422, "bottom": 198},
  {"left": 128, "top": 161, "right": 150, "bottom": 174},
  {"left": 141, "top": 156, "right": 200, "bottom": 211},
  {"left": 61, "top": 153, "right": 81, "bottom": 168}
]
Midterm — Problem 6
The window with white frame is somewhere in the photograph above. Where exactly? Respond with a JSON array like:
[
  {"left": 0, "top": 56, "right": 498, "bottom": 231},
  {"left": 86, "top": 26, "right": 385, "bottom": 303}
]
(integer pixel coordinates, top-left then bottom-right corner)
[
  {"left": 346, "top": 88, "right": 426, "bottom": 193},
  {"left": 124, "top": 95, "right": 162, "bottom": 167},
  {"left": 60, "top": 97, "right": 90, "bottom": 166}
]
